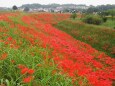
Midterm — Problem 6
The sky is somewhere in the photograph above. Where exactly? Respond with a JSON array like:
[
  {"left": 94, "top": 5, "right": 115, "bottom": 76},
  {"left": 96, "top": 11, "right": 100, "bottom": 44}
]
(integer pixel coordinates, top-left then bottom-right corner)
[{"left": 0, "top": 0, "right": 115, "bottom": 7}]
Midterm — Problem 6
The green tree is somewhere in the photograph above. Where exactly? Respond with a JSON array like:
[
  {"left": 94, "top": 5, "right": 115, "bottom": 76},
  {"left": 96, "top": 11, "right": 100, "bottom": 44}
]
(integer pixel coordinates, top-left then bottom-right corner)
[
  {"left": 108, "top": 9, "right": 115, "bottom": 20},
  {"left": 98, "top": 11, "right": 109, "bottom": 22},
  {"left": 12, "top": 5, "right": 18, "bottom": 10}
]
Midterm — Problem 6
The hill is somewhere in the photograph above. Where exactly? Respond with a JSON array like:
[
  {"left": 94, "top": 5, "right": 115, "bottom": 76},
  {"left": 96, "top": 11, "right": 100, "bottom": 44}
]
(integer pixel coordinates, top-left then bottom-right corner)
[{"left": 0, "top": 12, "right": 115, "bottom": 86}]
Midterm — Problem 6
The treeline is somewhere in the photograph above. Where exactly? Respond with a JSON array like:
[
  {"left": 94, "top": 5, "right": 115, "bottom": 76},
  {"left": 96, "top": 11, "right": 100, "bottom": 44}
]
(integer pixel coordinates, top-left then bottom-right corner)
[
  {"left": 19, "top": 4, "right": 115, "bottom": 14},
  {"left": 20, "top": 4, "right": 79, "bottom": 9},
  {"left": 86, "top": 4, "right": 115, "bottom": 13}
]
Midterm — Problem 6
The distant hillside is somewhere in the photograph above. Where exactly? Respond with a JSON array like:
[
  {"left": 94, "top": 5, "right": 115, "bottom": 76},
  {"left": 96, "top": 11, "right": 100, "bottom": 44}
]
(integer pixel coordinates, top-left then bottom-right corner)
[
  {"left": 0, "top": 7, "right": 10, "bottom": 11},
  {"left": 86, "top": 4, "right": 115, "bottom": 13},
  {"left": 19, "top": 3, "right": 115, "bottom": 13},
  {"left": 20, "top": 3, "right": 61, "bottom": 9},
  {"left": 20, "top": 3, "right": 87, "bottom": 9}
]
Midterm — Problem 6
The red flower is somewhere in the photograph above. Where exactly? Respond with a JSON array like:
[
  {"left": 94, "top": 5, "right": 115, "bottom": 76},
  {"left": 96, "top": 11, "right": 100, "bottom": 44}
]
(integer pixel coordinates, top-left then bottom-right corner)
[
  {"left": 27, "top": 69, "right": 35, "bottom": 75},
  {"left": 7, "top": 37, "right": 13, "bottom": 41},
  {"left": 92, "top": 60, "right": 103, "bottom": 68},
  {"left": 21, "top": 68, "right": 29, "bottom": 74},
  {"left": 37, "top": 64, "right": 42, "bottom": 67},
  {"left": 11, "top": 60, "right": 15, "bottom": 64},
  {"left": 0, "top": 53, "right": 8, "bottom": 60},
  {"left": 87, "top": 75, "right": 98, "bottom": 85},
  {"left": 18, "top": 64, "right": 26, "bottom": 69},
  {"left": 4, "top": 41, "right": 9, "bottom": 45},
  {"left": 23, "top": 76, "right": 33, "bottom": 83}
]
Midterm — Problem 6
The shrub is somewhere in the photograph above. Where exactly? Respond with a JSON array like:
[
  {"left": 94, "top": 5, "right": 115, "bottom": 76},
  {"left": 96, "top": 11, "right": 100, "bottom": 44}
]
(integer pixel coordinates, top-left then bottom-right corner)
[
  {"left": 70, "top": 13, "right": 77, "bottom": 19},
  {"left": 102, "top": 17, "right": 108, "bottom": 22},
  {"left": 83, "top": 15, "right": 103, "bottom": 25}
]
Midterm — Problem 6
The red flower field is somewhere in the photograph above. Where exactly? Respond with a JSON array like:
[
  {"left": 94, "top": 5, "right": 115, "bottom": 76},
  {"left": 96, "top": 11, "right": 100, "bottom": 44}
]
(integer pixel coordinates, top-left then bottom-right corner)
[{"left": 0, "top": 12, "right": 115, "bottom": 86}]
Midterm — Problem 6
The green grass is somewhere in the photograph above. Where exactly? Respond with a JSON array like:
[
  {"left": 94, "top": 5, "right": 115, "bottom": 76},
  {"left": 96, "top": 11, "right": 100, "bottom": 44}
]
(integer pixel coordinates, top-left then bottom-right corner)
[
  {"left": 70, "top": 16, "right": 115, "bottom": 29},
  {"left": 54, "top": 19, "right": 115, "bottom": 58},
  {"left": 102, "top": 19, "right": 115, "bottom": 28}
]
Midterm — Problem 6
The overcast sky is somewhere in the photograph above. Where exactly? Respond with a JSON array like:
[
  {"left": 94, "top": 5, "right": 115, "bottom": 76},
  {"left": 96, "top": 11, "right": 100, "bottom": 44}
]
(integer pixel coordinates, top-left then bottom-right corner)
[{"left": 0, "top": 0, "right": 115, "bottom": 7}]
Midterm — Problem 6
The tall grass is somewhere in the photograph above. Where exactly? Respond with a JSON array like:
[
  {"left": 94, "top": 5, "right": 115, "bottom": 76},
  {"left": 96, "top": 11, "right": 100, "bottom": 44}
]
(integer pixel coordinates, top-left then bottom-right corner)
[
  {"left": 102, "top": 19, "right": 115, "bottom": 28},
  {"left": 54, "top": 20, "right": 115, "bottom": 58}
]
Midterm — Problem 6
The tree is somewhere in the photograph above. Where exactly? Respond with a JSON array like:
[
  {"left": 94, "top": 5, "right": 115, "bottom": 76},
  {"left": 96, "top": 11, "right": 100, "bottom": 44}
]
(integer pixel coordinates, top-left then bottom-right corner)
[
  {"left": 98, "top": 11, "right": 109, "bottom": 22},
  {"left": 86, "top": 7, "right": 99, "bottom": 13},
  {"left": 108, "top": 9, "right": 115, "bottom": 20},
  {"left": 12, "top": 5, "right": 18, "bottom": 10},
  {"left": 99, "top": 11, "right": 109, "bottom": 17},
  {"left": 24, "top": 7, "right": 30, "bottom": 12}
]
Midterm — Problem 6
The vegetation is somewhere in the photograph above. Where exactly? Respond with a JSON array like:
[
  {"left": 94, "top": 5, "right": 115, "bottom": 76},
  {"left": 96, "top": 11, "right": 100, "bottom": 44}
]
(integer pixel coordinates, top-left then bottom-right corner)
[
  {"left": 12, "top": 5, "right": 18, "bottom": 10},
  {"left": 83, "top": 15, "right": 103, "bottom": 25},
  {"left": 70, "top": 13, "right": 77, "bottom": 19},
  {"left": 21, "top": 4, "right": 115, "bottom": 13},
  {"left": 55, "top": 20, "right": 115, "bottom": 58},
  {"left": 108, "top": 9, "right": 115, "bottom": 20},
  {"left": 0, "top": 12, "right": 115, "bottom": 86},
  {"left": 102, "top": 19, "right": 115, "bottom": 29},
  {"left": 86, "top": 5, "right": 115, "bottom": 13},
  {"left": 0, "top": 13, "right": 73, "bottom": 86}
]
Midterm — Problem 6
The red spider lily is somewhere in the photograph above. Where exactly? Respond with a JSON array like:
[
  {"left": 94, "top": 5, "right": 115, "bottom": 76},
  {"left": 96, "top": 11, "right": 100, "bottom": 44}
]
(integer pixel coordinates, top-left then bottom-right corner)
[
  {"left": 96, "top": 79, "right": 112, "bottom": 86},
  {"left": 7, "top": 37, "right": 13, "bottom": 41},
  {"left": 18, "top": 64, "right": 26, "bottom": 69},
  {"left": 92, "top": 60, "right": 103, "bottom": 68},
  {"left": 0, "top": 53, "right": 8, "bottom": 60},
  {"left": 4, "top": 41, "right": 9, "bottom": 45},
  {"left": 52, "top": 70, "right": 57, "bottom": 75},
  {"left": 87, "top": 74, "right": 99, "bottom": 85},
  {"left": 23, "top": 76, "right": 34, "bottom": 83},
  {"left": 37, "top": 64, "right": 42, "bottom": 67},
  {"left": 27, "top": 69, "right": 35, "bottom": 75},
  {"left": 11, "top": 60, "right": 15, "bottom": 64},
  {"left": 21, "top": 68, "right": 29, "bottom": 74},
  {"left": 18, "top": 65, "right": 35, "bottom": 75}
]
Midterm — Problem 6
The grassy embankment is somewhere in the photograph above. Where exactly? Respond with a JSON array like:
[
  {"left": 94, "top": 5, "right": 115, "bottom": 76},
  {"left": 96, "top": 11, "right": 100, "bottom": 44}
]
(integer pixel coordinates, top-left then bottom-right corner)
[{"left": 54, "top": 19, "right": 115, "bottom": 58}]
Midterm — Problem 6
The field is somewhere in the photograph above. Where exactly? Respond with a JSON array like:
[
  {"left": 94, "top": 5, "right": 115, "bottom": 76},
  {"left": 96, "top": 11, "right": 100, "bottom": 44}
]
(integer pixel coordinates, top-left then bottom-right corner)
[
  {"left": 55, "top": 19, "right": 115, "bottom": 58},
  {"left": 102, "top": 19, "right": 115, "bottom": 29},
  {"left": 0, "top": 12, "right": 115, "bottom": 86}
]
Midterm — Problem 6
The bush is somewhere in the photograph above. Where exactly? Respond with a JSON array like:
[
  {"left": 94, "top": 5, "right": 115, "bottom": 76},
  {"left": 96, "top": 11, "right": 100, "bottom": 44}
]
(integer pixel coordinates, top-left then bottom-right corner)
[
  {"left": 83, "top": 15, "right": 103, "bottom": 25},
  {"left": 102, "top": 17, "right": 108, "bottom": 22},
  {"left": 70, "top": 13, "right": 77, "bottom": 19}
]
